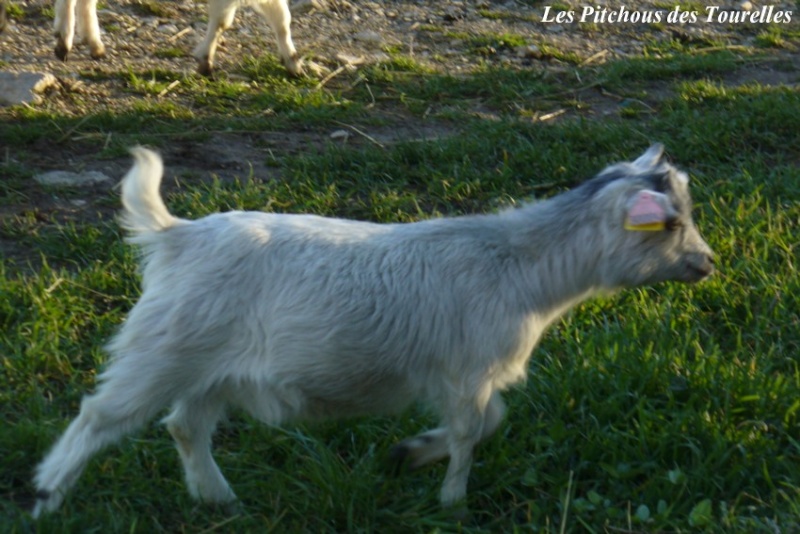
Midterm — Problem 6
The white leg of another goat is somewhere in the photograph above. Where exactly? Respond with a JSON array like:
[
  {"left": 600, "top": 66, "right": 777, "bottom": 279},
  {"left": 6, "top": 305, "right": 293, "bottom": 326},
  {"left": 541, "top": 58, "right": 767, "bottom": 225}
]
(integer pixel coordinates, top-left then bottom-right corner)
[
  {"left": 163, "top": 397, "right": 237, "bottom": 506},
  {"left": 75, "top": 0, "right": 105, "bottom": 58},
  {"left": 252, "top": 0, "right": 302, "bottom": 76},
  {"left": 54, "top": 0, "right": 77, "bottom": 60},
  {"left": 194, "top": 0, "right": 239, "bottom": 76}
]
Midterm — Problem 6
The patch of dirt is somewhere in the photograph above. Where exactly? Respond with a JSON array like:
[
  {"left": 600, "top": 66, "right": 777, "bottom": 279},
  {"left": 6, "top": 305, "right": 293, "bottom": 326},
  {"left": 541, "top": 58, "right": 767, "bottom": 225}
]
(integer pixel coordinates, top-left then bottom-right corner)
[{"left": 0, "top": 0, "right": 799, "bottom": 269}]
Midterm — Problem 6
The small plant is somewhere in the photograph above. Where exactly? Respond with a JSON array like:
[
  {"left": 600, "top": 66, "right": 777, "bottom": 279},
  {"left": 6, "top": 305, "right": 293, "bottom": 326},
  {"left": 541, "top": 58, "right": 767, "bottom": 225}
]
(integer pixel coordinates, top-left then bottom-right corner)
[
  {"left": 131, "top": 0, "right": 176, "bottom": 18},
  {"left": 154, "top": 47, "right": 185, "bottom": 59},
  {"left": 754, "top": 26, "right": 800, "bottom": 48},
  {"left": 447, "top": 31, "right": 529, "bottom": 57},
  {"left": 6, "top": 1, "right": 24, "bottom": 20}
]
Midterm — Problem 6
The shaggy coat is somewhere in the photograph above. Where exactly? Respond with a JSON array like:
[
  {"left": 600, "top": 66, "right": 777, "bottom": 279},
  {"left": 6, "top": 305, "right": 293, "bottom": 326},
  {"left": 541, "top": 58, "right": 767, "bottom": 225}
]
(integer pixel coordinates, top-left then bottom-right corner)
[{"left": 33, "top": 144, "right": 714, "bottom": 517}]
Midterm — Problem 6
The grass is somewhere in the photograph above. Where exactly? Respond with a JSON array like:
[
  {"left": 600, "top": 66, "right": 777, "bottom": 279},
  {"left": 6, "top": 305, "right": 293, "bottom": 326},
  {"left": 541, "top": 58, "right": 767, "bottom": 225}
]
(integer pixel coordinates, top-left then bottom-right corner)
[{"left": 1, "top": 19, "right": 800, "bottom": 534}]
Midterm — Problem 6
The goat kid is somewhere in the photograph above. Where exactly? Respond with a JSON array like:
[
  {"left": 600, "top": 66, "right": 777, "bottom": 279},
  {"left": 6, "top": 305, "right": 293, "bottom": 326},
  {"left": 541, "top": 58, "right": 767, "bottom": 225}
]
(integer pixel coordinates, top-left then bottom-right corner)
[
  {"left": 53, "top": 0, "right": 301, "bottom": 76},
  {"left": 32, "top": 144, "right": 714, "bottom": 517}
]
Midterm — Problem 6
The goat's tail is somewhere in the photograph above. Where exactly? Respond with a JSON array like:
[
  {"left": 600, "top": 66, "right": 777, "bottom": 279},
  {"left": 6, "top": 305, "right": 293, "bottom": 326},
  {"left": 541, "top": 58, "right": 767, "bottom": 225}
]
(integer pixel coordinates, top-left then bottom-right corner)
[{"left": 120, "top": 147, "right": 179, "bottom": 236}]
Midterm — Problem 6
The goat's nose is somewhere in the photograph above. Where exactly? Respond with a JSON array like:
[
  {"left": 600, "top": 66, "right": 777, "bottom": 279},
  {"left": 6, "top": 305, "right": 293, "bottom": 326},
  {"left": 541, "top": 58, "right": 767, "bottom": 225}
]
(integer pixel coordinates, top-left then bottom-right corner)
[{"left": 689, "top": 253, "right": 715, "bottom": 280}]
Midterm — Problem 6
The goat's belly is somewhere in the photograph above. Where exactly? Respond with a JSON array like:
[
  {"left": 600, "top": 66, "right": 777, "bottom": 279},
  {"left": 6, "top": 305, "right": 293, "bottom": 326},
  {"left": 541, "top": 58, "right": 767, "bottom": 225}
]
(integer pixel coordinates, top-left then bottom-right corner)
[
  {"left": 229, "top": 371, "right": 417, "bottom": 424},
  {"left": 298, "top": 368, "right": 420, "bottom": 419}
]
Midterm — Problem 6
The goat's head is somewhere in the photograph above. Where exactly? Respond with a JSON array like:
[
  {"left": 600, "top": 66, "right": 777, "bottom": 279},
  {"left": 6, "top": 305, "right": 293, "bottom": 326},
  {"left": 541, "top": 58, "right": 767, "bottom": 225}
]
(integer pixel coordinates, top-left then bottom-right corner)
[{"left": 585, "top": 144, "right": 715, "bottom": 288}]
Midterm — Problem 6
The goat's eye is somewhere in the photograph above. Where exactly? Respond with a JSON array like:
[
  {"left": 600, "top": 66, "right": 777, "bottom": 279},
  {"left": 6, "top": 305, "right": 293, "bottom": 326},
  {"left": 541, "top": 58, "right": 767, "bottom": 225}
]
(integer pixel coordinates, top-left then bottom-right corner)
[{"left": 665, "top": 218, "right": 682, "bottom": 232}]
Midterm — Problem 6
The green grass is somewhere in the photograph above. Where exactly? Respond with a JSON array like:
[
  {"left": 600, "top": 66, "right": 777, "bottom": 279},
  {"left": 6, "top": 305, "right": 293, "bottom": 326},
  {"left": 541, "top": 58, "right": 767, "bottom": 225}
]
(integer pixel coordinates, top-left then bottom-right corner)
[
  {"left": 1, "top": 25, "right": 800, "bottom": 533},
  {"left": 443, "top": 30, "right": 530, "bottom": 57},
  {"left": 5, "top": 1, "right": 25, "bottom": 20}
]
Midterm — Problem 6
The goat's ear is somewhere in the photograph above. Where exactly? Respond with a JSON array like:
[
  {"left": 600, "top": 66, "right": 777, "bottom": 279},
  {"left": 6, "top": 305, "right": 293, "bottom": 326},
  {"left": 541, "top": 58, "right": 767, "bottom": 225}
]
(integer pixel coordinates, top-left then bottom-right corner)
[
  {"left": 624, "top": 190, "right": 672, "bottom": 231},
  {"left": 632, "top": 144, "right": 665, "bottom": 170}
]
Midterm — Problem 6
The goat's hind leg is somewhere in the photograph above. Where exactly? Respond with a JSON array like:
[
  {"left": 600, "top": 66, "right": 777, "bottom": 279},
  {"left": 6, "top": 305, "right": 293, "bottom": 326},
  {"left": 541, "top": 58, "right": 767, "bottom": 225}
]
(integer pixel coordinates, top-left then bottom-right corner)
[
  {"left": 32, "top": 360, "right": 174, "bottom": 517},
  {"left": 390, "top": 391, "right": 506, "bottom": 471},
  {"left": 163, "top": 395, "right": 237, "bottom": 508}
]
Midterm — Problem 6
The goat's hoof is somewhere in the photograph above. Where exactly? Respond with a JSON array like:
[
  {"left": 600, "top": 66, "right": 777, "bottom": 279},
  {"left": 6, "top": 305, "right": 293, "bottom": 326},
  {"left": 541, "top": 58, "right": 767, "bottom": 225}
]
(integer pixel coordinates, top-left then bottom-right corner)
[
  {"left": 196, "top": 60, "right": 214, "bottom": 78},
  {"left": 32, "top": 489, "right": 58, "bottom": 519},
  {"left": 445, "top": 502, "right": 471, "bottom": 523},
  {"left": 221, "top": 499, "right": 243, "bottom": 516},
  {"left": 284, "top": 55, "right": 304, "bottom": 78},
  {"left": 452, "top": 507, "right": 471, "bottom": 523},
  {"left": 55, "top": 42, "right": 69, "bottom": 61},
  {"left": 387, "top": 443, "right": 413, "bottom": 475},
  {"left": 90, "top": 45, "right": 106, "bottom": 60}
]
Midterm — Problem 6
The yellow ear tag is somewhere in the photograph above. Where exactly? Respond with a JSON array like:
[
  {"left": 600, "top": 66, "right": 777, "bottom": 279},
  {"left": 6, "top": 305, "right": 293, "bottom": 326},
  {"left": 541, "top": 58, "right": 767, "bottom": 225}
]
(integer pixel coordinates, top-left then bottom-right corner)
[
  {"left": 625, "top": 220, "right": 666, "bottom": 231},
  {"left": 625, "top": 191, "right": 667, "bottom": 232}
]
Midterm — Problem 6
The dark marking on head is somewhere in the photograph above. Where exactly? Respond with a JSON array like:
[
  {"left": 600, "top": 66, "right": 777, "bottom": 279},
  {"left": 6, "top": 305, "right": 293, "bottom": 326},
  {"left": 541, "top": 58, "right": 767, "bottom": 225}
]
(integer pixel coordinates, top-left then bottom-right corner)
[
  {"left": 577, "top": 164, "right": 668, "bottom": 196},
  {"left": 574, "top": 160, "right": 695, "bottom": 224},
  {"left": 577, "top": 167, "right": 631, "bottom": 197},
  {"left": 35, "top": 490, "right": 51, "bottom": 501}
]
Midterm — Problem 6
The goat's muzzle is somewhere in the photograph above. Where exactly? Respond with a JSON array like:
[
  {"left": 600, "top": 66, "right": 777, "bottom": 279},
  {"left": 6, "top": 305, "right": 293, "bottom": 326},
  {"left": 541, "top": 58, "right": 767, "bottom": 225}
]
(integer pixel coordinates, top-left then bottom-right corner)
[{"left": 684, "top": 253, "right": 715, "bottom": 282}]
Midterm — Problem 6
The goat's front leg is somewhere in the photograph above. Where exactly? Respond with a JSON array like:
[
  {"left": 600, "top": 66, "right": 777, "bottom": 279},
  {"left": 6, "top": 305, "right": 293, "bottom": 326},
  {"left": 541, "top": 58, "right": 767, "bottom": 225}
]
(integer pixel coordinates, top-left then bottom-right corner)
[{"left": 439, "top": 387, "right": 500, "bottom": 512}]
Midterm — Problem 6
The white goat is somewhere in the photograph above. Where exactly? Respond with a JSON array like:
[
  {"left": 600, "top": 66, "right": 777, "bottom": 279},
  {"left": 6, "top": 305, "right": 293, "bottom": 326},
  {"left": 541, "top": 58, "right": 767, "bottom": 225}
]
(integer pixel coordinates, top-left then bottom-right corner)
[
  {"left": 53, "top": 0, "right": 301, "bottom": 76},
  {"left": 32, "top": 144, "right": 714, "bottom": 517}
]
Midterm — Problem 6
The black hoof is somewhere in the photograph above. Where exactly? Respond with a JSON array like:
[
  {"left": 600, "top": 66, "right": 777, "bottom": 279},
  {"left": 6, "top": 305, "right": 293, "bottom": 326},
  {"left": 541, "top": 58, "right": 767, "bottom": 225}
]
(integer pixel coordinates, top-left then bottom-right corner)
[
  {"left": 387, "top": 443, "right": 413, "bottom": 475},
  {"left": 55, "top": 42, "right": 69, "bottom": 61},
  {"left": 196, "top": 58, "right": 214, "bottom": 78}
]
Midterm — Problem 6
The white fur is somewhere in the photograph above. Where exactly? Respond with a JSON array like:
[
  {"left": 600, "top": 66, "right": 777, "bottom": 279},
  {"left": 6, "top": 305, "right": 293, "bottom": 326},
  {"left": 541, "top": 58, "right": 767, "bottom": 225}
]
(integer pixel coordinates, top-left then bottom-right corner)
[
  {"left": 52, "top": 0, "right": 301, "bottom": 76},
  {"left": 32, "top": 145, "right": 713, "bottom": 517}
]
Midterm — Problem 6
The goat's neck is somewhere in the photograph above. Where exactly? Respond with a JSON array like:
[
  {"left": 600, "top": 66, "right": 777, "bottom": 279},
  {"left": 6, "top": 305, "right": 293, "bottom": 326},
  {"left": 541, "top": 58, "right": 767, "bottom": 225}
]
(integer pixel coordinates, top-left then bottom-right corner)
[{"left": 506, "top": 196, "right": 611, "bottom": 323}]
